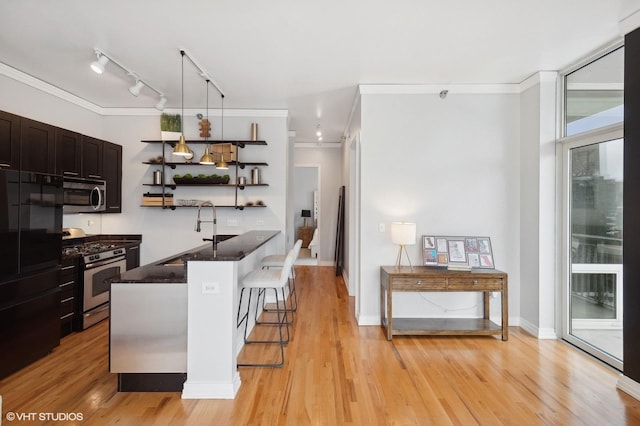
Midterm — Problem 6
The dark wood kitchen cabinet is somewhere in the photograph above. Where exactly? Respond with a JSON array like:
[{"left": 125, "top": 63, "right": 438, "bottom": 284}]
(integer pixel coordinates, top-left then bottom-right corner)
[
  {"left": 126, "top": 245, "right": 140, "bottom": 270},
  {"left": 102, "top": 141, "right": 122, "bottom": 213},
  {"left": 55, "top": 128, "right": 82, "bottom": 177},
  {"left": 82, "top": 135, "right": 103, "bottom": 179},
  {"left": 21, "top": 118, "right": 55, "bottom": 173},
  {"left": 60, "top": 257, "right": 79, "bottom": 337},
  {"left": 0, "top": 110, "right": 20, "bottom": 170}
]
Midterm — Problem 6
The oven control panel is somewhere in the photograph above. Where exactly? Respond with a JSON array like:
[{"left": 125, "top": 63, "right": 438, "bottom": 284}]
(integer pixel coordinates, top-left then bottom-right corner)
[{"left": 84, "top": 248, "right": 126, "bottom": 264}]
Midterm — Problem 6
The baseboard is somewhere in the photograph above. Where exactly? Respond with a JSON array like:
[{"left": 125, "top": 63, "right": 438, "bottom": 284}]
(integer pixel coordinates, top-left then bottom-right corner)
[
  {"left": 519, "top": 318, "right": 557, "bottom": 339},
  {"left": 357, "top": 314, "right": 381, "bottom": 326},
  {"left": 182, "top": 375, "right": 241, "bottom": 399},
  {"left": 617, "top": 374, "right": 640, "bottom": 401}
]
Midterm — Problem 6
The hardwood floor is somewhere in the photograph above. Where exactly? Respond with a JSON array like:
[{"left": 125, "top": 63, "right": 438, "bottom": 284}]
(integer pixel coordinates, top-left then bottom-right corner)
[{"left": 2, "top": 266, "right": 640, "bottom": 425}]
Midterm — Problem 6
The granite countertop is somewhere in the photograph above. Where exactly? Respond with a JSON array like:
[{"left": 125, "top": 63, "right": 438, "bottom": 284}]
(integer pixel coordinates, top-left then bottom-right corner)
[{"left": 112, "top": 230, "right": 280, "bottom": 284}]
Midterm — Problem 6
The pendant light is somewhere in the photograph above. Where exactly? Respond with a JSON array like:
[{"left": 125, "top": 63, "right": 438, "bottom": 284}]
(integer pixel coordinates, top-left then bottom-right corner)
[
  {"left": 199, "top": 80, "right": 215, "bottom": 165},
  {"left": 216, "top": 94, "right": 228, "bottom": 170},
  {"left": 173, "top": 50, "right": 191, "bottom": 156}
]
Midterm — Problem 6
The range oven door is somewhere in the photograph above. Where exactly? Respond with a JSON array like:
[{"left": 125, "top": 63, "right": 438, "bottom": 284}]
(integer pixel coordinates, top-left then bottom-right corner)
[{"left": 82, "top": 256, "right": 126, "bottom": 329}]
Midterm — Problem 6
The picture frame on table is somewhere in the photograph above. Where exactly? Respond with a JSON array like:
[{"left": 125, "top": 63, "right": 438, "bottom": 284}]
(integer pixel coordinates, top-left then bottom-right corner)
[
  {"left": 447, "top": 239, "right": 467, "bottom": 263},
  {"left": 422, "top": 235, "right": 496, "bottom": 269}
]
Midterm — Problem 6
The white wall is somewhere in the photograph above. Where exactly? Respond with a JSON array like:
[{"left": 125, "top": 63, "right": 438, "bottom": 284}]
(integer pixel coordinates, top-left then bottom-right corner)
[
  {"left": 519, "top": 72, "right": 558, "bottom": 338},
  {"left": 294, "top": 146, "right": 343, "bottom": 265},
  {"left": 0, "top": 72, "right": 289, "bottom": 266},
  {"left": 293, "top": 166, "right": 317, "bottom": 230},
  {"left": 357, "top": 86, "right": 521, "bottom": 325},
  {"left": 101, "top": 111, "right": 290, "bottom": 265}
]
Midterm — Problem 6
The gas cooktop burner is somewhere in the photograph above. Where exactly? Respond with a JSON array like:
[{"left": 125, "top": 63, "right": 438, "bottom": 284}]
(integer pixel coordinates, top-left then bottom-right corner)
[{"left": 63, "top": 242, "right": 126, "bottom": 258}]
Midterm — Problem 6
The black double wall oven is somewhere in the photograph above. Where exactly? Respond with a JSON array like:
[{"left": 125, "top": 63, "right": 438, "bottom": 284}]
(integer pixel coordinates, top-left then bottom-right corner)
[{"left": 0, "top": 169, "right": 63, "bottom": 379}]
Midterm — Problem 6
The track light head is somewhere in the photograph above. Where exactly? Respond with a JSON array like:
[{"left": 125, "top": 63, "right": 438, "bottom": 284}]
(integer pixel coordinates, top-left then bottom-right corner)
[
  {"left": 129, "top": 80, "right": 145, "bottom": 97},
  {"left": 155, "top": 96, "right": 167, "bottom": 111},
  {"left": 91, "top": 54, "right": 109, "bottom": 74}
]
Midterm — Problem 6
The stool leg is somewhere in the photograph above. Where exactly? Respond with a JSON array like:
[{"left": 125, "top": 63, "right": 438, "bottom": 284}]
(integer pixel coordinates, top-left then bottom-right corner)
[{"left": 238, "top": 287, "right": 287, "bottom": 368}]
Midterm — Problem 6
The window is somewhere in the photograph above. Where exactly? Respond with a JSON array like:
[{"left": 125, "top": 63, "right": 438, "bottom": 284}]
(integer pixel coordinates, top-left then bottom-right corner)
[{"left": 564, "top": 46, "right": 624, "bottom": 136}]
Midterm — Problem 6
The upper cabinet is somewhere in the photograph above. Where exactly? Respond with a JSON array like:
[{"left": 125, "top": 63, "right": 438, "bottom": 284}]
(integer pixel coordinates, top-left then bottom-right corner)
[
  {"left": 102, "top": 141, "right": 122, "bottom": 213},
  {"left": 0, "top": 111, "right": 20, "bottom": 170},
  {"left": 0, "top": 109, "right": 123, "bottom": 214},
  {"left": 55, "top": 128, "right": 82, "bottom": 177},
  {"left": 81, "top": 136, "right": 103, "bottom": 179},
  {"left": 21, "top": 118, "right": 55, "bottom": 174}
]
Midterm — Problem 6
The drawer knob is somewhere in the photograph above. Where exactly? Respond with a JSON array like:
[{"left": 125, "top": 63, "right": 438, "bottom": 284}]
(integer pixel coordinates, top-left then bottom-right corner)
[
  {"left": 473, "top": 279, "right": 478, "bottom": 285},
  {"left": 417, "top": 279, "right": 423, "bottom": 285}
]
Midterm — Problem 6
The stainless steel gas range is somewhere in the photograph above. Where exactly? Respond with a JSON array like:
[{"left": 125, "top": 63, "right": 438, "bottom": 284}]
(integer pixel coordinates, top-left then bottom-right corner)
[{"left": 63, "top": 229, "right": 127, "bottom": 329}]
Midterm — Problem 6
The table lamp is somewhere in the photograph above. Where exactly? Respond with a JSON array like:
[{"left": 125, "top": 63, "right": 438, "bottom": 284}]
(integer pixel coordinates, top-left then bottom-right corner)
[
  {"left": 391, "top": 221, "right": 416, "bottom": 270},
  {"left": 301, "top": 209, "right": 311, "bottom": 227}
]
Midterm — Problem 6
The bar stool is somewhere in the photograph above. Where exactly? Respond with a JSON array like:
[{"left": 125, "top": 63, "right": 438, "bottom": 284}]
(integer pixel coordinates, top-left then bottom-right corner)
[
  {"left": 260, "top": 239, "right": 303, "bottom": 314},
  {"left": 236, "top": 248, "right": 296, "bottom": 368}
]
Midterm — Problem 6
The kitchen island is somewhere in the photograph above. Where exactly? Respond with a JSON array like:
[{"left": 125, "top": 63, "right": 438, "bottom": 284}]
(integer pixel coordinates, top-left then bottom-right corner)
[{"left": 110, "top": 230, "right": 281, "bottom": 399}]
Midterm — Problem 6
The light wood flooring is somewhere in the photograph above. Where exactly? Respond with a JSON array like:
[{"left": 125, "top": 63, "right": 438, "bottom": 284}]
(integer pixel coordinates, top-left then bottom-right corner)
[{"left": 2, "top": 266, "right": 640, "bottom": 425}]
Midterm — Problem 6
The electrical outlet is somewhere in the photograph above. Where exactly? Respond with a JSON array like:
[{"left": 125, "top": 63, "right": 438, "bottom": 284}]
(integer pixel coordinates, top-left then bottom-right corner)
[
  {"left": 379, "top": 223, "right": 385, "bottom": 232},
  {"left": 227, "top": 219, "right": 238, "bottom": 226},
  {"left": 202, "top": 282, "right": 219, "bottom": 294},
  {"left": 256, "top": 220, "right": 264, "bottom": 226}
]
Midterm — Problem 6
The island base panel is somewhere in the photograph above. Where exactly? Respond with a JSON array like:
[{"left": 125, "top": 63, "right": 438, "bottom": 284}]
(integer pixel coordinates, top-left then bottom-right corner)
[{"left": 118, "top": 373, "right": 186, "bottom": 392}]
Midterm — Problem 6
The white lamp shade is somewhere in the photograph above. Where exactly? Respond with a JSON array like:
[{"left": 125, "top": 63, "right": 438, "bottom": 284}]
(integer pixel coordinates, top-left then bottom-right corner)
[{"left": 390, "top": 222, "right": 416, "bottom": 245}]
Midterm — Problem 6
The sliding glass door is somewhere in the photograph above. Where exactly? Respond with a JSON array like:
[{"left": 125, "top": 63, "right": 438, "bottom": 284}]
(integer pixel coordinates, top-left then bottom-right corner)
[
  {"left": 563, "top": 134, "right": 623, "bottom": 369},
  {"left": 561, "top": 45, "right": 624, "bottom": 370}
]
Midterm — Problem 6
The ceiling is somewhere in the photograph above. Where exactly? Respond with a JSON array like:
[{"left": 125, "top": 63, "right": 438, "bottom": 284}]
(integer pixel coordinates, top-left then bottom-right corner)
[{"left": 0, "top": 1, "right": 638, "bottom": 144}]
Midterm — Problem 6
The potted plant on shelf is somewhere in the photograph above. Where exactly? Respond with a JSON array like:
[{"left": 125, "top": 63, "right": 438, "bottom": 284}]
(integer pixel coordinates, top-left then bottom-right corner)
[{"left": 160, "top": 113, "right": 182, "bottom": 141}]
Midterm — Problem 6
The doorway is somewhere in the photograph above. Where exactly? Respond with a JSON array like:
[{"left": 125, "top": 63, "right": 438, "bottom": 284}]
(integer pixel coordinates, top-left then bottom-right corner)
[{"left": 293, "top": 165, "right": 319, "bottom": 265}]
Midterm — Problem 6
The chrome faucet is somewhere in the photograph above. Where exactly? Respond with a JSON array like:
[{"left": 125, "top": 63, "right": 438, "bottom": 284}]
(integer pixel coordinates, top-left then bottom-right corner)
[{"left": 196, "top": 200, "right": 217, "bottom": 256}]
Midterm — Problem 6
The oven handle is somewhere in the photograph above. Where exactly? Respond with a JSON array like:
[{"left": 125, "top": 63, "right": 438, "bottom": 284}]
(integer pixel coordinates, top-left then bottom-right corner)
[{"left": 85, "top": 255, "right": 126, "bottom": 270}]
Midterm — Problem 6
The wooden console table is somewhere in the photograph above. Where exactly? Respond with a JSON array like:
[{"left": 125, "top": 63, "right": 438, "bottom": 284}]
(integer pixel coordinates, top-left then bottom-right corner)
[
  {"left": 297, "top": 226, "right": 315, "bottom": 248},
  {"left": 380, "top": 266, "right": 508, "bottom": 341}
]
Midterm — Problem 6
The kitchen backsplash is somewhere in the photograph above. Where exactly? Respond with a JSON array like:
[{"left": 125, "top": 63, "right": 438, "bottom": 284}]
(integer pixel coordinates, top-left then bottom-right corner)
[{"left": 63, "top": 214, "right": 103, "bottom": 234}]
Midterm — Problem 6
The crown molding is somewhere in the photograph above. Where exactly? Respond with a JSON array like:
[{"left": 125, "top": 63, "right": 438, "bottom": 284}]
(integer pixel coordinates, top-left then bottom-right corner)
[
  {"left": 358, "top": 83, "right": 520, "bottom": 95},
  {"left": 620, "top": 8, "right": 640, "bottom": 36},
  {"left": 0, "top": 61, "right": 103, "bottom": 114},
  {"left": 0, "top": 61, "right": 288, "bottom": 118},
  {"left": 519, "top": 71, "right": 558, "bottom": 92}
]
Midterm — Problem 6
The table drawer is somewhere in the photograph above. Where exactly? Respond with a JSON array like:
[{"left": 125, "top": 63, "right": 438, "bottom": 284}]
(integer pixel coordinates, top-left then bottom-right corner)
[
  {"left": 391, "top": 277, "right": 446, "bottom": 290},
  {"left": 447, "top": 278, "right": 503, "bottom": 290}
]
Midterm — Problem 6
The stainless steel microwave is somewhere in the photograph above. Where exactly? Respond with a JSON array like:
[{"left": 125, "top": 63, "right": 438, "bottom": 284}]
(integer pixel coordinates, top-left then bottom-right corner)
[{"left": 63, "top": 177, "right": 106, "bottom": 213}]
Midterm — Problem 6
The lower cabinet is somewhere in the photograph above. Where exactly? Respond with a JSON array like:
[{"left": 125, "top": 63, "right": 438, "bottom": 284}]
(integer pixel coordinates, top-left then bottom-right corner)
[
  {"left": 60, "top": 257, "right": 79, "bottom": 337},
  {"left": 126, "top": 245, "right": 140, "bottom": 270},
  {"left": 0, "top": 269, "right": 61, "bottom": 379}
]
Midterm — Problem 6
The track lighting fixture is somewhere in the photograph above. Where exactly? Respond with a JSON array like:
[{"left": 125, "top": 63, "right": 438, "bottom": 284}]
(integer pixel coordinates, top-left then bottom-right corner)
[
  {"left": 90, "top": 48, "right": 167, "bottom": 111},
  {"left": 128, "top": 80, "right": 145, "bottom": 97},
  {"left": 316, "top": 124, "right": 322, "bottom": 137},
  {"left": 90, "top": 54, "right": 109, "bottom": 74},
  {"left": 155, "top": 96, "right": 167, "bottom": 111}
]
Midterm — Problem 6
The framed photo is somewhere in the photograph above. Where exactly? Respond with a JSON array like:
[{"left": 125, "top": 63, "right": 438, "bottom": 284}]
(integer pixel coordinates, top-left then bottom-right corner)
[
  {"left": 468, "top": 252, "right": 480, "bottom": 268},
  {"left": 422, "top": 235, "right": 495, "bottom": 269},
  {"left": 447, "top": 239, "right": 467, "bottom": 263},
  {"left": 422, "top": 236, "right": 438, "bottom": 265}
]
